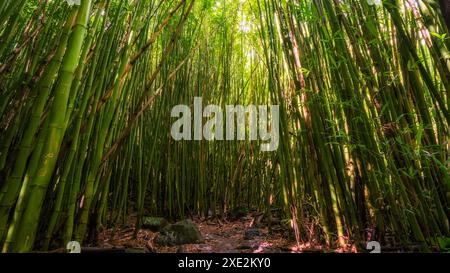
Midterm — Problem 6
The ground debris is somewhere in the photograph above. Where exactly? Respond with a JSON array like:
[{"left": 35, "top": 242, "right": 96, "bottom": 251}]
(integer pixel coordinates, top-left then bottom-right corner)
[{"left": 98, "top": 213, "right": 305, "bottom": 253}]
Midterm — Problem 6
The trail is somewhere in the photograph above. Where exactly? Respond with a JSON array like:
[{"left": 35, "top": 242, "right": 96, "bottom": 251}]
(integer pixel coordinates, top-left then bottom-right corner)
[{"left": 97, "top": 215, "right": 310, "bottom": 253}]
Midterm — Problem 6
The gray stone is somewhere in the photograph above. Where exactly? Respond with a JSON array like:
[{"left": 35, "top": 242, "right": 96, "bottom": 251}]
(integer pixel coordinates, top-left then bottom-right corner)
[
  {"left": 154, "top": 232, "right": 178, "bottom": 246},
  {"left": 244, "top": 228, "right": 261, "bottom": 240},
  {"left": 141, "top": 217, "right": 169, "bottom": 232},
  {"left": 154, "top": 220, "right": 204, "bottom": 246}
]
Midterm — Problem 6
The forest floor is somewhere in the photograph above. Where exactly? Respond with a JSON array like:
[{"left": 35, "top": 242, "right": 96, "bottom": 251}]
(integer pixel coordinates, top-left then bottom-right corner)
[
  {"left": 94, "top": 212, "right": 438, "bottom": 253},
  {"left": 96, "top": 214, "right": 327, "bottom": 253}
]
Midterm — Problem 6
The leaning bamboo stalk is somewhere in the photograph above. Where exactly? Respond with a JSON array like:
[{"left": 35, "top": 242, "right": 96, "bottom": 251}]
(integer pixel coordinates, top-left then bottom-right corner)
[{"left": 13, "top": 0, "right": 92, "bottom": 253}]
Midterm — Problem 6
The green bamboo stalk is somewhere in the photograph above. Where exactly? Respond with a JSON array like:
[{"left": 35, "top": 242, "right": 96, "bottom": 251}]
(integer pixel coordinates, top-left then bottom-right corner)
[{"left": 13, "top": 0, "right": 92, "bottom": 252}]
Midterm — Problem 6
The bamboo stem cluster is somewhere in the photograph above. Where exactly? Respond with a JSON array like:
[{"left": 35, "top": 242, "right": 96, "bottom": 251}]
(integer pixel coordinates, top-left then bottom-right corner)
[{"left": 0, "top": 0, "right": 449, "bottom": 252}]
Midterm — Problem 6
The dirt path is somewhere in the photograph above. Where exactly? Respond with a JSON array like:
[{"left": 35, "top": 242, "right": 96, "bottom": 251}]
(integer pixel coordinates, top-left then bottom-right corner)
[{"left": 97, "top": 217, "right": 303, "bottom": 253}]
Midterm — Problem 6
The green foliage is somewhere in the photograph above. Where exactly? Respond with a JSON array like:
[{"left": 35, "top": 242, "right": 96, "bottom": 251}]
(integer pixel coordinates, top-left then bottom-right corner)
[{"left": 0, "top": 0, "right": 449, "bottom": 253}]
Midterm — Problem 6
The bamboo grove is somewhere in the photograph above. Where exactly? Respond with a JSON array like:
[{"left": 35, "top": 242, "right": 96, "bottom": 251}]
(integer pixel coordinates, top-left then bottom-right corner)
[{"left": 0, "top": 0, "right": 449, "bottom": 252}]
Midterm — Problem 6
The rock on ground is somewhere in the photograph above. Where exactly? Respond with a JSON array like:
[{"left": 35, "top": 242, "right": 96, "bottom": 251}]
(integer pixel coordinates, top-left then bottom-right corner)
[
  {"left": 244, "top": 228, "right": 261, "bottom": 240},
  {"left": 141, "top": 217, "right": 169, "bottom": 232},
  {"left": 154, "top": 220, "right": 204, "bottom": 246}
]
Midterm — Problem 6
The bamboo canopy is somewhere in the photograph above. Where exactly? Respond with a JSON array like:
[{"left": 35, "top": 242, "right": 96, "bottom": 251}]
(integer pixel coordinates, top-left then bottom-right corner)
[{"left": 0, "top": 0, "right": 449, "bottom": 252}]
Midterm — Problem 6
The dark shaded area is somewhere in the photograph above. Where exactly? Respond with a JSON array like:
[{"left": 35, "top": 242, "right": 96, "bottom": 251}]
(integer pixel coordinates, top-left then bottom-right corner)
[{"left": 440, "top": 0, "right": 450, "bottom": 34}]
